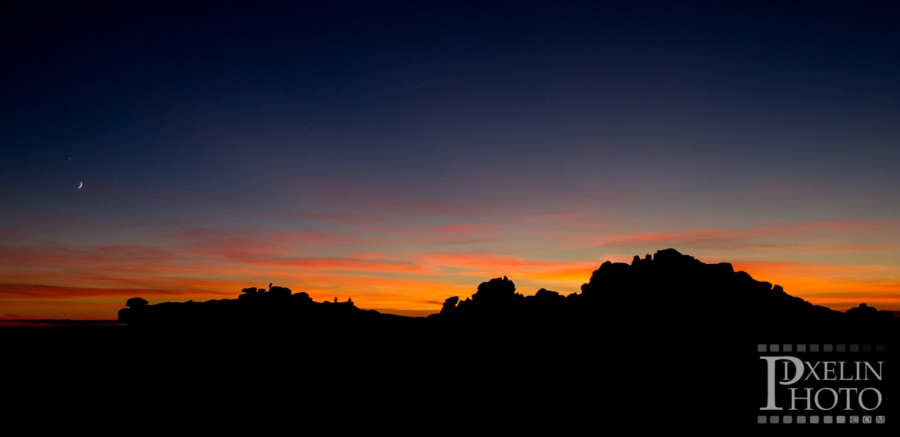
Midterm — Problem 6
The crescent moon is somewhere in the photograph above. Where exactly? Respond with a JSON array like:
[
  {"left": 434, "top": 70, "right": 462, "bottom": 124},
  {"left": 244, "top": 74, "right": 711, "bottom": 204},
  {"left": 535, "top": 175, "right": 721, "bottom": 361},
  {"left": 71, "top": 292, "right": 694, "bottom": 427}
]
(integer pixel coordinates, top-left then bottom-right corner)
[{"left": 77, "top": 181, "right": 83, "bottom": 189}]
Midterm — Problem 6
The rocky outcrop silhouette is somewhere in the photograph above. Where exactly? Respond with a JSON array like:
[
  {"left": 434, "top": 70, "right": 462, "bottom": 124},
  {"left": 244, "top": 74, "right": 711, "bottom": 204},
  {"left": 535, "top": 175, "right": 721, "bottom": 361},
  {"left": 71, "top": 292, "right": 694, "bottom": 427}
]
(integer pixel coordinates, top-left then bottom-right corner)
[
  {"left": 111, "top": 249, "right": 900, "bottom": 429},
  {"left": 8, "top": 249, "right": 899, "bottom": 430},
  {"left": 118, "top": 248, "right": 896, "bottom": 340}
]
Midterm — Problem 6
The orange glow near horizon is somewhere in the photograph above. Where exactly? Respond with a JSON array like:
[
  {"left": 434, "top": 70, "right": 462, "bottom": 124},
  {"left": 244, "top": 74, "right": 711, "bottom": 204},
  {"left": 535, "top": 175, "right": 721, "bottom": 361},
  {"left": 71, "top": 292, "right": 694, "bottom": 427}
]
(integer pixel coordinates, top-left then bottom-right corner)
[
  {"left": 732, "top": 261, "right": 900, "bottom": 312},
  {"left": 3, "top": 215, "right": 900, "bottom": 320},
  {"left": 3, "top": 250, "right": 900, "bottom": 320}
]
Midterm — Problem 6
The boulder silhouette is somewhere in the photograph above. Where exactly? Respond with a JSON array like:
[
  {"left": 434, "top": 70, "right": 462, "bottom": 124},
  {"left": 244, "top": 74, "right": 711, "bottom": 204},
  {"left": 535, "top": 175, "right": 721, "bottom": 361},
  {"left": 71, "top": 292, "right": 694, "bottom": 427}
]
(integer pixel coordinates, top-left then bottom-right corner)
[{"left": 125, "top": 297, "right": 149, "bottom": 308}]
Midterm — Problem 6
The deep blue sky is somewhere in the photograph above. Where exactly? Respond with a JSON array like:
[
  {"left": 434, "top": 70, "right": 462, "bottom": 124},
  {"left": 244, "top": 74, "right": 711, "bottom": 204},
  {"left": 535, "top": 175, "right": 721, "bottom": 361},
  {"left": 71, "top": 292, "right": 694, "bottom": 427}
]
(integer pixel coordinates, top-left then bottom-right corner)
[{"left": 2, "top": 1, "right": 900, "bottom": 318}]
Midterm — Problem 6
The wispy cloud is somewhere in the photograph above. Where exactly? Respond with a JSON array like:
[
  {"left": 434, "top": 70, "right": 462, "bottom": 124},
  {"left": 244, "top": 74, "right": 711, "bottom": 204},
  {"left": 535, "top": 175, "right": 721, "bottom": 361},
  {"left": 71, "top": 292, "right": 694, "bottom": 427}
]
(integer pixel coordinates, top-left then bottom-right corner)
[
  {"left": 242, "top": 255, "right": 427, "bottom": 274},
  {"left": 601, "top": 219, "right": 900, "bottom": 251},
  {"left": 419, "top": 252, "right": 599, "bottom": 283},
  {"left": 0, "top": 244, "right": 176, "bottom": 271},
  {"left": 733, "top": 261, "right": 895, "bottom": 277},
  {"left": 0, "top": 284, "right": 226, "bottom": 300},
  {"left": 755, "top": 179, "right": 824, "bottom": 193}
]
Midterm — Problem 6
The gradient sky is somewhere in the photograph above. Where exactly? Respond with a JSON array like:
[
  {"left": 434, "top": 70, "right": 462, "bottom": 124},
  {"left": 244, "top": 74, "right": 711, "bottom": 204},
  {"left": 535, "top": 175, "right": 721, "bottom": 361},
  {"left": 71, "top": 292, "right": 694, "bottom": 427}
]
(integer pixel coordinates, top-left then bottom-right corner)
[{"left": 2, "top": 1, "right": 900, "bottom": 319}]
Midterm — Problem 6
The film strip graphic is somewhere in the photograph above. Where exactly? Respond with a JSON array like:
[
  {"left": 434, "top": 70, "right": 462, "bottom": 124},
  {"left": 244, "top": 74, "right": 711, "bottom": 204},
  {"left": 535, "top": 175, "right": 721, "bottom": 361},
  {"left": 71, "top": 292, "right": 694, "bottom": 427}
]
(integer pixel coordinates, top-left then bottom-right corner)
[
  {"left": 758, "top": 344, "right": 886, "bottom": 353},
  {"left": 758, "top": 414, "right": 885, "bottom": 424}
]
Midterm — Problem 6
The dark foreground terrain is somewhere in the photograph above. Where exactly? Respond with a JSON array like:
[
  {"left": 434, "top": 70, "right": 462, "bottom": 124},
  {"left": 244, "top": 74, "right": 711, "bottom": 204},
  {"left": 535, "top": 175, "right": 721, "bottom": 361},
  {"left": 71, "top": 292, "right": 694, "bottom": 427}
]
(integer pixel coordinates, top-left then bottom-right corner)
[{"left": 2, "top": 249, "right": 897, "bottom": 432}]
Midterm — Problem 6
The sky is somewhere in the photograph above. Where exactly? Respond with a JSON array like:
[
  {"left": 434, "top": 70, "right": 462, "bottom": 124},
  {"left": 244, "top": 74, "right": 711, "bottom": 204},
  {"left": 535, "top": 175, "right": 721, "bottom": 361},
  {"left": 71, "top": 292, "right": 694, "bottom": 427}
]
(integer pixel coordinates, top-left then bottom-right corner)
[{"left": 2, "top": 0, "right": 900, "bottom": 320}]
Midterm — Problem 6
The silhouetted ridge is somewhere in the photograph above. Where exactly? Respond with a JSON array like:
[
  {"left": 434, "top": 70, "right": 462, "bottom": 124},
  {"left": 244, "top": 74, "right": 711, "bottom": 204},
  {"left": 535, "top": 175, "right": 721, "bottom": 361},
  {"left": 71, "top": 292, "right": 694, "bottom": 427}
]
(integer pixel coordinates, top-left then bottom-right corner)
[
  {"left": 118, "top": 283, "right": 381, "bottom": 330},
  {"left": 10, "top": 249, "right": 897, "bottom": 430},
  {"left": 118, "top": 248, "right": 895, "bottom": 341}
]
